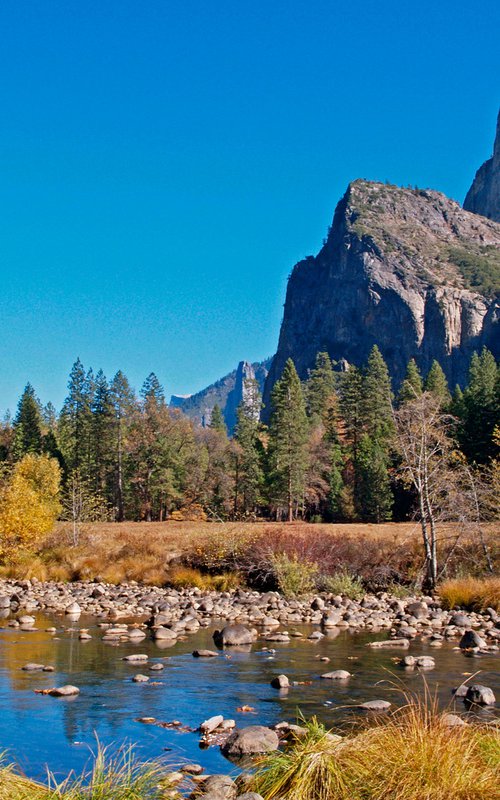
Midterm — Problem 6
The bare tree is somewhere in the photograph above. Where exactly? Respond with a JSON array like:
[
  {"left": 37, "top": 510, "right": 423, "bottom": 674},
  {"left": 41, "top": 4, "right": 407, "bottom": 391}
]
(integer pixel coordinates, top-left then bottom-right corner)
[{"left": 393, "top": 392, "right": 486, "bottom": 590}]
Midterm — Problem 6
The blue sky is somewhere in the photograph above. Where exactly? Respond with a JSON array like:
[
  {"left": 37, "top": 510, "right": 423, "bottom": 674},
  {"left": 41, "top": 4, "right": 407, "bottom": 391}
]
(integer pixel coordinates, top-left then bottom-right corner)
[{"left": 0, "top": 1, "right": 498, "bottom": 414}]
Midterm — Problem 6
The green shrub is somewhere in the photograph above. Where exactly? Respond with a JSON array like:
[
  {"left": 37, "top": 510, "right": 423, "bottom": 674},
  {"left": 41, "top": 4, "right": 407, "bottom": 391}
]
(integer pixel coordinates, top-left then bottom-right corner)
[
  {"left": 270, "top": 552, "right": 317, "bottom": 598},
  {"left": 317, "top": 570, "right": 364, "bottom": 600}
]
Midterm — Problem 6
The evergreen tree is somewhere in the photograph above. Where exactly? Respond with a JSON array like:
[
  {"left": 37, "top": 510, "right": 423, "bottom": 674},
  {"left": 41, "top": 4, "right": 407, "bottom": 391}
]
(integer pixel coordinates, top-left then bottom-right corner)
[
  {"left": 109, "top": 371, "right": 136, "bottom": 521},
  {"left": 361, "top": 345, "right": 394, "bottom": 439},
  {"left": 58, "top": 358, "right": 93, "bottom": 476},
  {"left": 306, "top": 352, "right": 336, "bottom": 422},
  {"left": 355, "top": 434, "right": 393, "bottom": 522},
  {"left": 234, "top": 379, "right": 264, "bottom": 514},
  {"left": 141, "top": 373, "right": 165, "bottom": 406},
  {"left": 268, "top": 359, "right": 309, "bottom": 521},
  {"left": 398, "top": 358, "right": 423, "bottom": 405},
  {"left": 13, "top": 384, "right": 43, "bottom": 457},
  {"left": 91, "top": 370, "right": 114, "bottom": 496},
  {"left": 209, "top": 404, "right": 227, "bottom": 435},
  {"left": 458, "top": 348, "right": 499, "bottom": 463},
  {"left": 424, "top": 360, "right": 451, "bottom": 405}
]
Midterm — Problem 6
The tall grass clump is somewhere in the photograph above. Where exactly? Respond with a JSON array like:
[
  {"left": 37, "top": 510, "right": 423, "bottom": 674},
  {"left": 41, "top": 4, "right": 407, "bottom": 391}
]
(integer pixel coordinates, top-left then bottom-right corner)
[
  {"left": 251, "top": 696, "right": 500, "bottom": 800},
  {"left": 439, "top": 576, "right": 500, "bottom": 611},
  {"left": 0, "top": 744, "right": 174, "bottom": 800}
]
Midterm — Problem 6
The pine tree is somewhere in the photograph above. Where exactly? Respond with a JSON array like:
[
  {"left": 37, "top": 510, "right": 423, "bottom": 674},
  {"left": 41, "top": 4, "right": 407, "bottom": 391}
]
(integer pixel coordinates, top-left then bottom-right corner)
[
  {"left": 109, "top": 371, "right": 136, "bottom": 521},
  {"left": 355, "top": 434, "right": 393, "bottom": 522},
  {"left": 209, "top": 404, "right": 227, "bottom": 436},
  {"left": 361, "top": 345, "right": 394, "bottom": 439},
  {"left": 398, "top": 358, "right": 423, "bottom": 405},
  {"left": 141, "top": 373, "right": 165, "bottom": 407},
  {"left": 13, "top": 384, "right": 43, "bottom": 458},
  {"left": 58, "top": 359, "right": 93, "bottom": 476},
  {"left": 424, "top": 360, "right": 451, "bottom": 405},
  {"left": 268, "top": 359, "right": 309, "bottom": 521},
  {"left": 91, "top": 370, "right": 114, "bottom": 496},
  {"left": 306, "top": 352, "right": 336, "bottom": 423},
  {"left": 458, "top": 348, "right": 499, "bottom": 463},
  {"left": 234, "top": 380, "right": 264, "bottom": 514}
]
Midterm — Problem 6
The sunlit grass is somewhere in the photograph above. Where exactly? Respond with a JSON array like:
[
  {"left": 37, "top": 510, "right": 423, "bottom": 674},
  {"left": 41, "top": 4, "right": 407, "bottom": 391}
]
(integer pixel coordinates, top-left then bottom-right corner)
[
  {"left": 251, "top": 695, "right": 500, "bottom": 800},
  {"left": 0, "top": 744, "right": 176, "bottom": 800},
  {"left": 439, "top": 576, "right": 500, "bottom": 611}
]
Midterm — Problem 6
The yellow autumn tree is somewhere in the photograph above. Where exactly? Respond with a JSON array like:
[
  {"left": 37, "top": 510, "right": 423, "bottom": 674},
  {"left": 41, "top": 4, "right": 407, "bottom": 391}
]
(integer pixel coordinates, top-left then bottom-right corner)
[{"left": 0, "top": 453, "right": 61, "bottom": 561}]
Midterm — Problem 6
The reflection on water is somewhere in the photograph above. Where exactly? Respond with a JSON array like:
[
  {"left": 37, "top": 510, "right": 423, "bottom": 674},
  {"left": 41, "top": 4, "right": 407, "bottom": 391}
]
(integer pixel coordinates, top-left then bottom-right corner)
[{"left": 0, "top": 612, "right": 498, "bottom": 781}]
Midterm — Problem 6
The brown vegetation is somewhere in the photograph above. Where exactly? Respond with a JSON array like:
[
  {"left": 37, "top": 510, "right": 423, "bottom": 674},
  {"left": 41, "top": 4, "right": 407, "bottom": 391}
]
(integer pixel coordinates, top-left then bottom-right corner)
[{"left": 1, "top": 520, "right": 496, "bottom": 590}]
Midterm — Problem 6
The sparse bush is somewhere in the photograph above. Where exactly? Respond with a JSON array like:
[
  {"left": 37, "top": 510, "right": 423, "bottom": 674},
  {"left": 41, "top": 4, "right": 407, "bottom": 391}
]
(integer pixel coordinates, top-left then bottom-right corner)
[
  {"left": 317, "top": 570, "right": 364, "bottom": 599},
  {"left": 438, "top": 576, "right": 500, "bottom": 611},
  {"left": 269, "top": 553, "right": 318, "bottom": 597}
]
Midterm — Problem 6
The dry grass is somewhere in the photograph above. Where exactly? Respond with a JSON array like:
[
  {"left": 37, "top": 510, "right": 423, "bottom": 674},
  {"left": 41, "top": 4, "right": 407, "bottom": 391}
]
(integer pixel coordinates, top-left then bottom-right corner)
[
  {"left": 0, "top": 520, "right": 497, "bottom": 588},
  {"left": 0, "top": 744, "right": 176, "bottom": 800},
  {"left": 251, "top": 697, "right": 500, "bottom": 800},
  {"left": 438, "top": 576, "right": 500, "bottom": 611}
]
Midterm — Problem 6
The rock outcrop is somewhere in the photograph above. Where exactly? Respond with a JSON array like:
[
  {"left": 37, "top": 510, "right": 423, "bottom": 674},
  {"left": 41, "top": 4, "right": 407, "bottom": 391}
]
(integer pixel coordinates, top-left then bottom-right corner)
[
  {"left": 464, "top": 109, "right": 500, "bottom": 222},
  {"left": 263, "top": 180, "right": 500, "bottom": 412},
  {"left": 170, "top": 359, "right": 270, "bottom": 433}
]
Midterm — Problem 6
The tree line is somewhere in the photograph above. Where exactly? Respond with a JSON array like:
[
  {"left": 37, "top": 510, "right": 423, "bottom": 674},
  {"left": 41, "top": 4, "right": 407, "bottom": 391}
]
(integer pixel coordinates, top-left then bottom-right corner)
[{"left": 0, "top": 347, "right": 498, "bottom": 535}]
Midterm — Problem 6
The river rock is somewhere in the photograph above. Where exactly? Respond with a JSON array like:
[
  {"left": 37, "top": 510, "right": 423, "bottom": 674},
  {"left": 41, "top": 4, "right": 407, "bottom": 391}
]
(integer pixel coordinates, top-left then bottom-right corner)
[
  {"left": 48, "top": 685, "right": 80, "bottom": 697},
  {"left": 193, "top": 649, "right": 219, "bottom": 658},
  {"left": 200, "top": 715, "right": 224, "bottom": 734},
  {"left": 441, "top": 713, "right": 467, "bottom": 727},
  {"left": 270, "top": 674, "right": 290, "bottom": 689},
  {"left": 65, "top": 602, "right": 81, "bottom": 615},
  {"left": 132, "top": 674, "right": 149, "bottom": 682},
  {"left": 221, "top": 726, "right": 279, "bottom": 757},
  {"left": 368, "top": 638, "right": 409, "bottom": 649},
  {"left": 238, "top": 795, "right": 264, "bottom": 800},
  {"left": 122, "top": 654, "right": 148, "bottom": 662},
  {"left": 213, "top": 624, "right": 256, "bottom": 647},
  {"left": 465, "top": 685, "right": 496, "bottom": 705},
  {"left": 358, "top": 699, "right": 391, "bottom": 711},
  {"left": 320, "top": 670, "right": 351, "bottom": 680},
  {"left": 449, "top": 613, "right": 471, "bottom": 627},
  {"left": 459, "top": 630, "right": 487, "bottom": 649},
  {"left": 152, "top": 626, "right": 177, "bottom": 641},
  {"left": 196, "top": 774, "right": 237, "bottom": 799},
  {"left": 22, "top": 663, "right": 45, "bottom": 671}
]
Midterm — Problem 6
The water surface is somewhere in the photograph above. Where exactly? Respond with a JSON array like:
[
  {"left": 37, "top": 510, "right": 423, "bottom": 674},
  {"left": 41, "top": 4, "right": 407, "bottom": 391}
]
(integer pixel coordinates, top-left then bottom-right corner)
[{"left": 0, "top": 612, "right": 498, "bottom": 782}]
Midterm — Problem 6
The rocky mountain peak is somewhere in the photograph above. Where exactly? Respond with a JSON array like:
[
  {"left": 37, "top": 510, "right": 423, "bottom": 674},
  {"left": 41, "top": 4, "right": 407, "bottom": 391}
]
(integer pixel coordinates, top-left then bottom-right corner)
[
  {"left": 464, "top": 109, "right": 500, "bottom": 222},
  {"left": 263, "top": 180, "right": 500, "bottom": 413}
]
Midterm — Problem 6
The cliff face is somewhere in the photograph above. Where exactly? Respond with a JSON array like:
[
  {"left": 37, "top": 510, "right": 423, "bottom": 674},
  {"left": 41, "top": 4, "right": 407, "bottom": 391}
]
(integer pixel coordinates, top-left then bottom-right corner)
[
  {"left": 170, "top": 358, "right": 270, "bottom": 433},
  {"left": 264, "top": 180, "right": 500, "bottom": 412},
  {"left": 464, "top": 110, "right": 500, "bottom": 222}
]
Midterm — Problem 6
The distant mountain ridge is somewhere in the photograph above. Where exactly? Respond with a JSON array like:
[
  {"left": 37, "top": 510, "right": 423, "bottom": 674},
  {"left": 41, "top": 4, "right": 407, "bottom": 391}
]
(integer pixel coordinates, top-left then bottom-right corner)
[{"left": 170, "top": 358, "right": 271, "bottom": 432}]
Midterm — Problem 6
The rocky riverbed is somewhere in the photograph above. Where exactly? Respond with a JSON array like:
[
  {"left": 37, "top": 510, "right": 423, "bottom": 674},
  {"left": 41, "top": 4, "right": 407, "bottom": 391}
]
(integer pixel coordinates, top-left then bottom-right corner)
[{"left": 0, "top": 579, "right": 498, "bottom": 797}]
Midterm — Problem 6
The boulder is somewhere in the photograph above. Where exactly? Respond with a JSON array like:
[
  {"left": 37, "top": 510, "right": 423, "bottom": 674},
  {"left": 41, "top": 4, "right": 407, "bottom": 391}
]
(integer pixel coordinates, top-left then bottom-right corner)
[
  {"left": 465, "top": 685, "right": 496, "bottom": 705},
  {"left": 221, "top": 726, "right": 279, "bottom": 757},
  {"left": 270, "top": 674, "right": 290, "bottom": 689},
  {"left": 459, "top": 630, "right": 486, "bottom": 650},
  {"left": 48, "top": 685, "right": 80, "bottom": 697},
  {"left": 152, "top": 626, "right": 177, "bottom": 641},
  {"left": 196, "top": 774, "right": 237, "bottom": 799},
  {"left": 213, "top": 624, "right": 256, "bottom": 647},
  {"left": 320, "top": 670, "right": 351, "bottom": 680}
]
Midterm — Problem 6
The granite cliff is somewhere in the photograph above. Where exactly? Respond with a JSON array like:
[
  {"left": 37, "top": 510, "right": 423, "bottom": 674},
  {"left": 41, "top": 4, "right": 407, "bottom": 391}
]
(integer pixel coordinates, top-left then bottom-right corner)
[
  {"left": 263, "top": 179, "right": 500, "bottom": 412},
  {"left": 170, "top": 359, "right": 270, "bottom": 433},
  {"left": 464, "top": 110, "right": 500, "bottom": 222}
]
